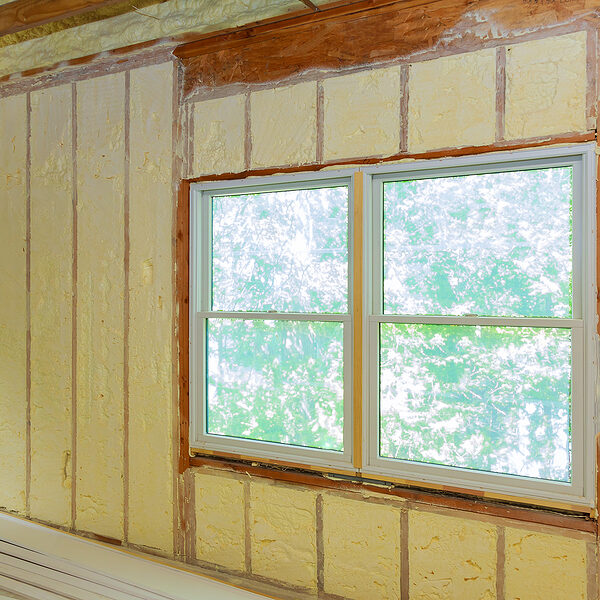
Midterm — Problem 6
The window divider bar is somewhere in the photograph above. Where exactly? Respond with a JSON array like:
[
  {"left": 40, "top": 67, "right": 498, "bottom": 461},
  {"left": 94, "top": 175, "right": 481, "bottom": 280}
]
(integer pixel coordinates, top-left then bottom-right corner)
[
  {"left": 198, "top": 311, "right": 350, "bottom": 322},
  {"left": 370, "top": 315, "right": 582, "bottom": 328},
  {"left": 352, "top": 171, "right": 364, "bottom": 470}
]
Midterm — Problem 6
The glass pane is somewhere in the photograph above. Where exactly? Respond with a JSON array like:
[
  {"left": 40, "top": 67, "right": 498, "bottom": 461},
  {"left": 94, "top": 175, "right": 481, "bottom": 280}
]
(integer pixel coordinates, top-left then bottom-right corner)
[
  {"left": 383, "top": 167, "right": 573, "bottom": 317},
  {"left": 212, "top": 186, "right": 348, "bottom": 313},
  {"left": 207, "top": 318, "right": 344, "bottom": 451},
  {"left": 379, "top": 323, "right": 571, "bottom": 482}
]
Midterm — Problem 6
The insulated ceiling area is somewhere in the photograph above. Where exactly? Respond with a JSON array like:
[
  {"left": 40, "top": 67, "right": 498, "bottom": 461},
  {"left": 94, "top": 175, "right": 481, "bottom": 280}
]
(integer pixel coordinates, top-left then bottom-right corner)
[{"left": 0, "top": 0, "right": 343, "bottom": 77}]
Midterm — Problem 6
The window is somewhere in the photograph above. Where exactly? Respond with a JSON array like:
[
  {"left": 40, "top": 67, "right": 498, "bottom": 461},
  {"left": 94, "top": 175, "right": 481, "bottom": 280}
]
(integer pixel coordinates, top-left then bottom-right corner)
[
  {"left": 190, "top": 145, "right": 596, "bottom": 506},
  {"left": 190, "top": 171, "right": 355, "bottom": 469}
]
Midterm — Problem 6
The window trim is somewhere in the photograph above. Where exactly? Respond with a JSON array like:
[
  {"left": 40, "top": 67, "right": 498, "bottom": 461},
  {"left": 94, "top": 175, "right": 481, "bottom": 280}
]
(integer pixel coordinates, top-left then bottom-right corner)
[
  {"left": 189, "top": 168, "right": 357, "bottom": 471},
  {"left": 185, "top": 143, "right": 597, "bottom": 509},
  {"left": 362, "top": 143, "right": 597, "bottom": 506}
]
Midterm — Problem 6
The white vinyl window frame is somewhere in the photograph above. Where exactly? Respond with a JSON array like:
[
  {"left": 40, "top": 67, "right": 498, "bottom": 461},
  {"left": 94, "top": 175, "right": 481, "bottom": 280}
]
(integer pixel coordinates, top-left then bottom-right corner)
[
  {"left": 189, "top": 169, "right": 356, "bottom": 471},
  {"left": 362, "top": 144, "right": 597, "bottom": 506}
]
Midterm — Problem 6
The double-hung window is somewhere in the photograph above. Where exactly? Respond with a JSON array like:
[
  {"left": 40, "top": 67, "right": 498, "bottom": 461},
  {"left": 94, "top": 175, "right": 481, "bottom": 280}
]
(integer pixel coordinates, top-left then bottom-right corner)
[
  {"left": 363, "top": 145, "right": 596, "bottom": 505},
  {"left": 189, "top": 144, "right": 596, "bottom": 507},
  {"left": 190, "top": 171, "right": 354, "bottom": 469}
]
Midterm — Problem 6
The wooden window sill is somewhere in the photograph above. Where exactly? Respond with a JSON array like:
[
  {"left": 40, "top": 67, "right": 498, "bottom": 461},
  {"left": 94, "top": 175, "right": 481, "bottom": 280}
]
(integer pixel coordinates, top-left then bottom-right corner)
[{"left": 188, "top": 451, "right": 597, "bottom": 534}]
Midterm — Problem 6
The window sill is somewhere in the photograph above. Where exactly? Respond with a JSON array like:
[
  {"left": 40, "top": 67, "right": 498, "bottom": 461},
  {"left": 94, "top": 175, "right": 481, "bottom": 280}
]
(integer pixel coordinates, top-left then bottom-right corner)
[{"left": 188, "top": 450, "right": 597, "bottom": 533}]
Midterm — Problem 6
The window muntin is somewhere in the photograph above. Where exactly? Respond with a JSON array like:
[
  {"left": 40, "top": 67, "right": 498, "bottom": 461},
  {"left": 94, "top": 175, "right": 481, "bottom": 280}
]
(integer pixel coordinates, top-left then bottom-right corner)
[{"left": 190, "top": 173, "right": 354, "bottom": 469}]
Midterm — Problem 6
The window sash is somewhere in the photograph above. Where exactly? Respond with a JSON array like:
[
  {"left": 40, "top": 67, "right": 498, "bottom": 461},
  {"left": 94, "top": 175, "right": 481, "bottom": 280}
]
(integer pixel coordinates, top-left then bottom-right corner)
[
  {"left": 369, "top": 154, "right": 584, "bottom": 320},
  {"left": 365, "top": 320, "right": 584, "bottom": 503},
  {"left": 189, "top": 170, "right": 356, "bottom": 470},
  {"left": 362, "top": 144, "right": 596, "bottom": 505}
]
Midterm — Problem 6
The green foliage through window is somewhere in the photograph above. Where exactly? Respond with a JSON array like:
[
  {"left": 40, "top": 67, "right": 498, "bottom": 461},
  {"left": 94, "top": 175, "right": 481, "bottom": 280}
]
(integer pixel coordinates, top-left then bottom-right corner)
[
  {"left": 205, "top": 184, "right": 349, "bottom": 452},
  {"left": 379, "top": 166, "right": 574, "bottom": 483},
  {"left": 379, "top": 323, "right": 571, "bottom": 482}
]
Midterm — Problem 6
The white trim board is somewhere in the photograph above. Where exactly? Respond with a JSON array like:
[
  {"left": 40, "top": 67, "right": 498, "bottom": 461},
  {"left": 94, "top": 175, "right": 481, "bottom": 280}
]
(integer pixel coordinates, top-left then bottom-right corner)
[{"left": 0, "top": 513, "right": 269, "bottom": 600}]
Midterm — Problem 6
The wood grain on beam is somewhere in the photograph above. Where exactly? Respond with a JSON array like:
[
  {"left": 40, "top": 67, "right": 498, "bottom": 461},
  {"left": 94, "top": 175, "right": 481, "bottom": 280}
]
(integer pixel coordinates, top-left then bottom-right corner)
[
  {"left": 174, "top": 0, "right": 402, "bottom": 60},
  {"left": 177, "top": 180, "right": 191, "bottom": 475},
  {"left": 0, "top": 0, "right": 125, "bottom": 37},
  {"left": 178, "top": 0, "right": 600, "bottom": 95}
]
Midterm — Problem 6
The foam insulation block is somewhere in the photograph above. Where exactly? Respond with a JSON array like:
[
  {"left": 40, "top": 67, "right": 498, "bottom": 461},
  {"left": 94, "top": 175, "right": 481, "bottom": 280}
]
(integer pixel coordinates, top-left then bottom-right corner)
[
  {"left": 409, "top": 510, "right": 496, "bottom": 600},
  {"left": 505, "top": 32, "right": 587, "bottom": 140},
  {"left": 75, "top": 73, "right": 125, "bottom": 540},
  {"left": 192, "top": 95, "right": 245, "bottom": 176},
  {"left": 0, "top": 93, "right": 27, "bottom": 515},
  {"left": 505, "top": 528, "right": 587, "bottom": 600},
  {"left": 408, "top": 49, "right": 496, "bottom": 152},
  {"left": 127, "top": 61, "right": 174, "bottom": 555},
  {"left": 250, "top": 82, "right": 317, "bottom": 168},
  {"left": 323, "top": 66, "right": 401, "bottom": 160},
  {"left": 29, "top": 85, "right": 73, "bottom": 527},
  {"left": 0, "top": 0, "right": 304, "bottom": 78},
  {"left": 250, "top": 480, "right": 317, "bottom": 589},
  {"left": 194, "top": 472, "right": 246, "bottom": 571},
  {"left": 322, "top": 494, "right": 401, "bottom": 600}
]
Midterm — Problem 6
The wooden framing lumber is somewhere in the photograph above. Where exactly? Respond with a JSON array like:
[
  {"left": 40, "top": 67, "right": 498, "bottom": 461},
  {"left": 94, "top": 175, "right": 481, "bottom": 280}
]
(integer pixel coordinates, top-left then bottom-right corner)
[
  {"left": 0, "top": 0, "right": 129, "bottom": 37},
  {"left": 177, "top": 0, "right": 600, "bottom": 96}
]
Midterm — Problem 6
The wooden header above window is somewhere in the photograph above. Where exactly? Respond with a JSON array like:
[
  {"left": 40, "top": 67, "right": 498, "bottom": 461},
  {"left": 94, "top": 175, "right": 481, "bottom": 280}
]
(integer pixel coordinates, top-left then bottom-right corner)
[
  {"left": 176, "top": 0, "right": 600, "bottom": 98},
  {"left": 2, "top": 0, "right": 599, "bottom": 89}
]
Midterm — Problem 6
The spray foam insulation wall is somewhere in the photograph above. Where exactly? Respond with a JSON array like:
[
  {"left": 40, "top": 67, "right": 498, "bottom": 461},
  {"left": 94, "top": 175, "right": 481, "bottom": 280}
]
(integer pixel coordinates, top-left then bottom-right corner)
[
  {"left": 75, "top": 73, "right": 125, "bottom": 540},
  {"left": 0, "top": 59, "right": 180, "bottom": 550},
  {"left": 0, "top": 0, "right": 307, "bottom": 79},
  {"left": 409, "top": 511, "right": 497, "bottom": 599},
  {"left": 0, "top": 3, "right": 598, "bottom": 597},
  {"left": 250, "top": 82, "right": 317, "bottom": 168},
  {"left": 322, "top": 494, "right": 402, "bottom": 600},
  {"left": 505, "top": 32, "right": 587, "bottom": 140},
  {"left": 323, "top": 66, "right": 402, "bottom": 160},
  {"left": 192, "top": 95, "right": 245, "bottom": 176},
  {"left": 407, "top": 49, "right": 496, "bottom": 152},
  {"left": 29, "top": 84, "right": 73, "bottom": 526},
  {"left": 128, "top": 61, "right": 174, "bottom": 553},
  {"left": 504, "top": 528, "right": 589, "bottom": 600},
  {"left": 250, "top": 480, "right": 317, "bottom": 590},
  {"left": 194, "top": 472, "right": 246, "bottom": 571},
  {"left": 0, "top": 93, "right": 27, "bottom": 515},
  {"left": 191, "top": 469, "right": 597, "bottom": 599}
]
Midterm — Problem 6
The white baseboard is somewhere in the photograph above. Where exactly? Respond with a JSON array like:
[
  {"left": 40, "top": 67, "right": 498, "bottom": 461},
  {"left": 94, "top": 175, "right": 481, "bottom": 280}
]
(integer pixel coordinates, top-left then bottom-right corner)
[{"left": 0, "top": 513, "right": 267, "bottom": 600}]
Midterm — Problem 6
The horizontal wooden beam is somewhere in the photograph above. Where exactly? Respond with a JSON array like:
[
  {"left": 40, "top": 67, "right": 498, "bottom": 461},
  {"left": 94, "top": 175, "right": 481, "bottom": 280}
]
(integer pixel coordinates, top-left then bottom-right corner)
[
  {"left": 0, "top": 0, "right": 126, "bottom": 37},
  {"left": 177, "top": 0, "right": 600, "bottom": 96},
  {"left": 174, "top": 0, "right": 402, "bottom": 60}
]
